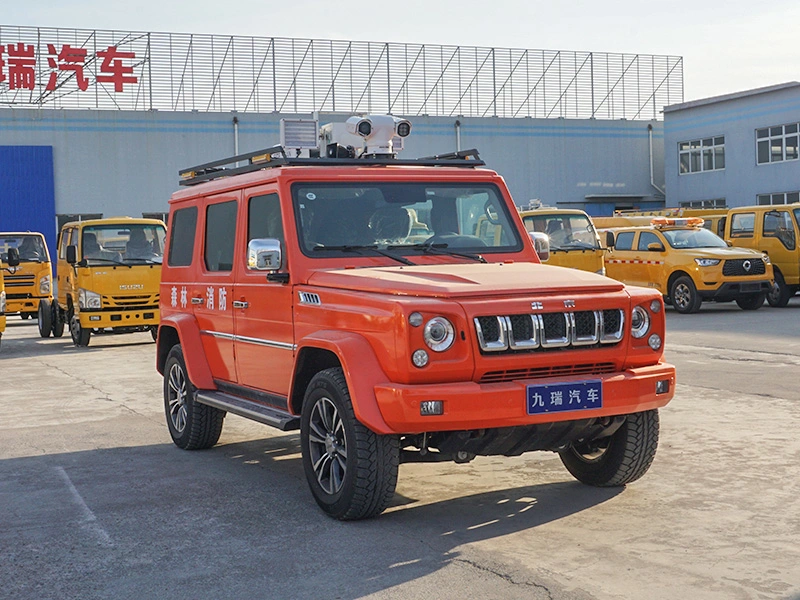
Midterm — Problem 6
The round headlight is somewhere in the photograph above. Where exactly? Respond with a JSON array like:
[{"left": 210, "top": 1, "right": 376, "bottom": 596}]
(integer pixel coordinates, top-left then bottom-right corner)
[
  {"left": 631, "top": 306, "right": 651, "bottom": 339},
  {"left": 408, "top": 312, "right": 424, "bottom": 327},
  {"left": 423, "top": 317, "right": 455, "bottom": 352},
  {"left": 412, "top": 349, "right": 429, "bottom": 368}
]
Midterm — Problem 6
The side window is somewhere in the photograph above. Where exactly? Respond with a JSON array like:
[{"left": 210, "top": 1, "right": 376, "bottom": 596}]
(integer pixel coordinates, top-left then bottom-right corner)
[
  {"left": 763, "top": 210, "right": 796, "bottom": 250},
  {"left": 58, "top": 228, "right": 72, "bottom": 260},
  {"left": 248, "top": 193, "right": 284, "bottom": 243},
  {"left": 205, "top": 201, "right": 238, "bottom": 271},
  {"left": 614, "top": 231, "right": 635, "bottom": 251},
  {"left": 730, "top": 213, "right": 754, "bottom": 238},
  {"left": 167, "top": 206, "right": 198, "bottom": 267},
  {"left": 637, "top": 231, "right": 662, "bottom": 250}
]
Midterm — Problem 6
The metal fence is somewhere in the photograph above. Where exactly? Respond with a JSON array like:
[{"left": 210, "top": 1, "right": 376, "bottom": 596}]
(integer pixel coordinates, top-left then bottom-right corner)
[{"left": 0, "top": 25, "right": 683, "bottom": 120}]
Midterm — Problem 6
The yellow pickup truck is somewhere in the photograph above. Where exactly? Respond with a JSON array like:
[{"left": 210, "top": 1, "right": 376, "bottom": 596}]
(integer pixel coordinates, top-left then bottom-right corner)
[{"left": 519, "top": 207, "right": 605, "bottom": 274}]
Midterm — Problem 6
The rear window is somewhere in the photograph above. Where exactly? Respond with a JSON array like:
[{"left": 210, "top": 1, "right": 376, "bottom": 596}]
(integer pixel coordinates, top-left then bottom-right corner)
[
  {"left": 168, "top": 207, "right": 198, "bottom": 267},
  {"left": 614, "top": 231, "right": 635, "bottom": 250},
  {"left": 204, "top": 201, "right": 237, "bottom": 271}
]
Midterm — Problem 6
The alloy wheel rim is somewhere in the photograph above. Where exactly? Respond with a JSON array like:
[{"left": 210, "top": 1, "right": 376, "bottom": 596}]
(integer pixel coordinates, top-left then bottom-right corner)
[
  {"left": 308, "top": 396, "right": 347, "bottom": 495},
  {"left": 674, "top": 284, "right": 691, "bottom": 309},
  {"left": 167, "top": 363, "right": 188, "bottom": 433}
]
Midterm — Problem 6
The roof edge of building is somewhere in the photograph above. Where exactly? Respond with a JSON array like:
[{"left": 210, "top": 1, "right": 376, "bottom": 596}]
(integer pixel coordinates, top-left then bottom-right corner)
[{"left": 663, "top": 81, "right": 800, "bottom": 114}]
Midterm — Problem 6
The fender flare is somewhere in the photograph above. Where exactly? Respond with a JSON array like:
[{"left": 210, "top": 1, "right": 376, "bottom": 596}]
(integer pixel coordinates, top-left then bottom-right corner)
[
  {"left": 157, "top": 312, "right": 215, "bottom": 390},
  {"left": 293, "top": 331, "right": 393, "bottom": 434}
]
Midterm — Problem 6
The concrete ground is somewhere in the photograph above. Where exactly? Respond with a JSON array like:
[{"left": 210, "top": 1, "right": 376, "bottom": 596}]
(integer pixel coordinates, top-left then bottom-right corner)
[{"left": 1, "top": 300, "right": 799, "bottom": 600}]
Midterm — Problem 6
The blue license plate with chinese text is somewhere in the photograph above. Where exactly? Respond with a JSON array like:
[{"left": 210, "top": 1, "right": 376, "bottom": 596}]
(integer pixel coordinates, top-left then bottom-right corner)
[{"left": 526, "top": 380, "right": 602, "bottom": 415}]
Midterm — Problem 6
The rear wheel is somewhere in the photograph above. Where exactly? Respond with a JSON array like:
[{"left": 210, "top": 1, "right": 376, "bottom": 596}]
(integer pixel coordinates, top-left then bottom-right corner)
[
  {"left": 163, "top": 345, "right": 224, "bottom": 450},
  {"left": 670, "top": 276, "right": 702, "bottom": 314},
  {"left": 51, "top": 303, "right": 65, "bottom": 337},
  {"left": 766, "top": 270, "right": 792, "bottom": 307},
  {"left": 301, "top": 367, "right": 399, "bottom": 520},
  {"left": 37, "top": 299, "right": 52, "bottom": 338},
  {"left": 559, "top": 409, "right": 660, "bottom": 487},
  {"left": 735, "top": 293, "right": 766, "bottom": 310},
  {"left": 21, "top": 313, "right": 30, "bottom": 320}
]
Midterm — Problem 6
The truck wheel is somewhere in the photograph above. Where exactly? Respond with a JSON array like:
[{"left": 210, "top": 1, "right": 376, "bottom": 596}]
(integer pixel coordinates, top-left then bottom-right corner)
[
  {"left": 38, "top": 299, "right": 52, "bottom": 338},
  {"left": 301, "top": 367, "right": 399, "bottom": 520},
  {"left": 51, "top": 303, "right": 65, "bottom": 338},
  {"left": 670, "top": 276, "right": 701, "bottom": 314},
  {"left": 766, "top": 271, "right": 792, "bottom": 307},
  {"left": 150, "top": 326, "right": 158, "bottom": 342},
  {"left": 70, "top": 313, "right": 91, "bottom": 347},
  {"left": 735, "top": 293, "right": 766, "bottom": 310},
  {"left": 559, "top": 409, "right": 660, "bottom": 487},
  {"left": 21, "top": 313, "right": 30, "bottom": 320},
  {"left": 163, "top": 345, "right": 224, "bottom": 450}
]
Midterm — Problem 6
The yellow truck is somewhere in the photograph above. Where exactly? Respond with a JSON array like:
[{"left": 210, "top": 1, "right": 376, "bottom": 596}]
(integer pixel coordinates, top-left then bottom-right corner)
[
  {"left": 724, "top": 204, "right": 800, "bottom": 307},
  {"left": 0, "top": 247, "right": 20, "bottom": 349},
  {"left": 603, "top": 217, "right": 773, "bottom": 313},
  {"left": 54, "top": 217, "right": 166, "bottom": 347},
  {"left": 519, "top": 207, "right": 605, "bottom": 274},
  {"left": 0, "top": 233, "right": 53, "bottom": 332}
]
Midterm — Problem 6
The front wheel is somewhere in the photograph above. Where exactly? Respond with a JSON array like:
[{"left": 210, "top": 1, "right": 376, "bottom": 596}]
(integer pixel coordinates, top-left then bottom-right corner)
[
  {"left": 735, "top": 293, "right": 766, "bottom": 310},
  {"left": 301, "top": 367, "right": 399, "bottom": 520},
  {"left": 163, "top": 345, "right": 225, "bottom": 450},
  {"left": 559, "top": 409, "right": 660, "bottom": 487},
  {"left": 766, "top": 271, "right": 793, "bottom": 307},
  {"left": 70, "top": 313, "right": 91, "bottom": 347},
  {"left": 670, "top": 276, "right": 702, "bottom": 314},
  {"left": 38, "top": 299, "right": 52, "bottom": 338}
]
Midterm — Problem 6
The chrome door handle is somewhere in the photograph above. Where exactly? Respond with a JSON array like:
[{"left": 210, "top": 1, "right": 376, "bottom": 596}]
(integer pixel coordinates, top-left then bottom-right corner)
[
  {"left": 191, "top": 297, "right": 203, "bottom": 305},
  {"left": 232, "top": 300, "right": 249, "bottom": 309}
]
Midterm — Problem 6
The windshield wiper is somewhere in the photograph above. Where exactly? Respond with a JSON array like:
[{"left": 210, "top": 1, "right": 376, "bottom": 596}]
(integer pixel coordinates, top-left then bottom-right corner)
[
  {"left": 557, "top": 241, "right": 599, "bottom": 250},
  {"left": 80, "top": 257, "right": 132, "bottom": 268},
  {"left": 122, "top": 257, "right": 163, "bottom": 265},
  {"left": 312, "top": 244, "right": 415, "bottom": 266},
  {"left": 400, "top": 242, "right": 487, "bottom": 263}
]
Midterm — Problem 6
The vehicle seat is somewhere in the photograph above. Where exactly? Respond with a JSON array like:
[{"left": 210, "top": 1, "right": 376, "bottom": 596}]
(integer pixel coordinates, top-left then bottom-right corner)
[{"left": 369, "top": 206, "right": 412, "bottom": 243}]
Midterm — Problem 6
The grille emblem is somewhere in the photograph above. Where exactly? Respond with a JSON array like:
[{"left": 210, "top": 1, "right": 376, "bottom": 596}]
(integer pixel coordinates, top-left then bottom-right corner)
[
  {"left": 742, "top": 260, "right": 751, "bottom": 272},
  {"left": 564, "top": 299, "right": 576, "bottom": 308},
  {"left": 531, "top": 301, "right": 543, "bottom": 310}
]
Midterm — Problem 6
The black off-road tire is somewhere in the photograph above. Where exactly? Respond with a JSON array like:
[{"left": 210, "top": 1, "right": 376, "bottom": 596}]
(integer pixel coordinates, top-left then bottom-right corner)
[
  {"left": 766, "top": 270, "right": 792, "bottom": 307},
  {"left": 735, "top": 292, "right": 766, "bottom": 311},
  {"left": 163, "top": 345, "right": 225, "bottom": 450},
  {"left": 51, "top": 303, "right": 65, "bottom": 338},
  {"left": 70, "top": 312, "right": 91, "bottom": 347},
  {"left": 301, "top": 367, "right": 399, "bottom": 520},
  {"left": 38, "top": 299, "right": 52, "bottom": 338},
  {"left": 150, "top": 326, "right": 158, "bottom": 342},
  {"left": 670, "top": 276, "right": 702, "bottom": 314},
  {"left": 559, "top": 409, "right": 660, "bottom": 487}
]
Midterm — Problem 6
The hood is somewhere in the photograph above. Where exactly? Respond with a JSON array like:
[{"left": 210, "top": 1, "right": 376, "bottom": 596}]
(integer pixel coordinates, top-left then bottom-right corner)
[
  {"left": 306, "top": 262, "right": 624, "bottom": 298},
  {"left": 82, "top": 264, "right": 161, "bottom": 296},
  {"left": 684, "top": 246, "right": 766, "bottom": 259}
]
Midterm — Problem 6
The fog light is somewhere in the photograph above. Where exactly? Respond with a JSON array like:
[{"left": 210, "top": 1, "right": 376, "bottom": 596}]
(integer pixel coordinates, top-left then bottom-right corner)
[
  {"left": 89, "top": 315, "right": 101, "bottom": 322},
  {"left": 420, "top": 400, "right": 443, "bottom": 416},
  {"left": 409, "top": 312, "right": 423, "bottom": 327},
  {"left": 412, "top": 349, "right": 429, "bottom": 368},
  {"left": 656, "top": 379, "right": 670, "bottom": 394},
  {"left": 648, "top": 333, "right": 662, "bottom": 350}
]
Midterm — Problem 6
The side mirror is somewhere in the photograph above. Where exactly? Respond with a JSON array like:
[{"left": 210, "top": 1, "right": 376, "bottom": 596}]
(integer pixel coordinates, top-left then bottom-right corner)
[
  {"left": 247, "top": 238, "right": 282, "bottom": 271},
  {"left": 647, "top": 242, "right": 666, "bottom": 252},
  {"left": 66, "top": 245, "right": 77, "bottom": 264},
  {"left": 6, "top": 247, "right": 19, "bottom": 267},
  {"left": 605, "top": 231, "right": 615, "bottom": 249},
  {"left": 529, "top": 231, "right": 550, "bottom": 262},
  {"left": 726, "top": 240, "right": 733, "bottom": 247}
]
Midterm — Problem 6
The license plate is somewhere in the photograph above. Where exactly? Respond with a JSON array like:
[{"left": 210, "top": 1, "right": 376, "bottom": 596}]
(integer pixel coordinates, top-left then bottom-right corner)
[{"left": 526, "top": 380, "right": 602, "bottom": 415}]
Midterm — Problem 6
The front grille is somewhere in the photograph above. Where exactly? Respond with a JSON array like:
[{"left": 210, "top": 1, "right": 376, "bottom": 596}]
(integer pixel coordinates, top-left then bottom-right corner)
[
  {"left": 475, "top": 309, "right": 624, "bottom": 354},
  {"left": 7, "top": 293, "right": 33, "bottom": 299},
  {"left": 102, "top": 294, "right": 159, "bottom": 307},
  {"left": 479, "top": 362, "right": 617, "bottom": 383},
  {"left": 4, "top": 274, "right": 35, "bottom": 288},
  {"left": 722, "top": 259, "right": 766, "bottom": 276}
]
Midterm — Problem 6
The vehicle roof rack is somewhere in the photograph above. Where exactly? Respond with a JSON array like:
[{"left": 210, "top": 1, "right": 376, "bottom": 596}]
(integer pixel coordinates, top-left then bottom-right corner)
[{"left": 179, "top": 147, "right": 485, "bottom": 186}]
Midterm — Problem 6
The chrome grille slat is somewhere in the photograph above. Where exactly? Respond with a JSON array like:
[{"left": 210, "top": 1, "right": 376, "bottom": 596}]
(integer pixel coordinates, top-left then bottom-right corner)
[{"left": 474, "top": 309, "right": 624, "bottom": 353}]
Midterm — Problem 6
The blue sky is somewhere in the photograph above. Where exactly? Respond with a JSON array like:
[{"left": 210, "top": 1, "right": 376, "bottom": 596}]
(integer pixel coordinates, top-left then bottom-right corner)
[{"left": 4, "top": 0, "right": 799, "bottom": 102}]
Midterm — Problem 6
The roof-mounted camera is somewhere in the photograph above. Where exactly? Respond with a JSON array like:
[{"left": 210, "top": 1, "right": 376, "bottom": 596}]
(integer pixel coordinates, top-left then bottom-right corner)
[{"left": 345, "top": 115, "right": 412, "bottom": 157}]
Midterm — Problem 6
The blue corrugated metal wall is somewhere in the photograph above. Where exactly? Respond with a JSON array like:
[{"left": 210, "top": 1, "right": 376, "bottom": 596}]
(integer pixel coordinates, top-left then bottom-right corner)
[{"left": 0, "top": 146, "right": 56, "bottom": 265}]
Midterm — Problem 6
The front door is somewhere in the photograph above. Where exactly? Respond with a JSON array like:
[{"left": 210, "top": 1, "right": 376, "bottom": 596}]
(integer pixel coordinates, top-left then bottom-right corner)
[{"left": 233, "top": 190, "right": 294, "bottom": 403}]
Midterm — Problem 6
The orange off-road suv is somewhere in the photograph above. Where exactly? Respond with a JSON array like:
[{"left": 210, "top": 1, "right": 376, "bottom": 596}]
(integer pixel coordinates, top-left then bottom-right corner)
[{"left": 158, "top": 115, "right": 675, "bottom": 520}]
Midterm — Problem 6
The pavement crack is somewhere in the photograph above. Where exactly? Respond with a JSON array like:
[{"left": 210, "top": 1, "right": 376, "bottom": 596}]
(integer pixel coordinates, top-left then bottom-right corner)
[
  {"left": 452, "top": 557, "right": 554, "bottom": 598},
  {"left": 38, "top": 359, "right": 114, "bottom": 402}
]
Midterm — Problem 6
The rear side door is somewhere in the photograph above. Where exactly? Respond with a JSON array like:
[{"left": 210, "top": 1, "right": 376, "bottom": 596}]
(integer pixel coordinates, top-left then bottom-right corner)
[
  {"left": 233, "top": 189, "right": 294, "bottom": 401},
  {"left": 193, "top": 193, "right": 239, "bottom": 383}
]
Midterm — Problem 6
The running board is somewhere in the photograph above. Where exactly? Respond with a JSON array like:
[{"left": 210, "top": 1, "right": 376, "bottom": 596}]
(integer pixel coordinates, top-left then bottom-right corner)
[{"left": 196, "top": 391, "right": 300, "bottom": 431}]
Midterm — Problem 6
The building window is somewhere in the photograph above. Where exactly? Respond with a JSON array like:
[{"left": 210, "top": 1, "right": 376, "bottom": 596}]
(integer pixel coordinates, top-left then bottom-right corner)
[
  {"left": 756, "top": 123, "right": 799, "bottom": 165},
  {"left": 679, "top": 199, "right": 726, "bottom": 209},
  {"left": 757, "top": 191, "right": 800, "bottom": 205},
  {"left": 679, "top": 136, "right": 725, "bottom": 174}
]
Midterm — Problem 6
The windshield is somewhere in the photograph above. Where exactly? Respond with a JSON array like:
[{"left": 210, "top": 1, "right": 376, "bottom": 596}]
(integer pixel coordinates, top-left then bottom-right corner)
[
  {"left": 0, "top": 234, "right": 48, "bottom": 263},
  {"left": 292, "top": 182, "right": 523, "bottom": 256},
  {"left": 522, "top": 214, "right": 600, "bottom": 250},
  {"left": 81, "top": 223, "right": 167, "bottom": 264},
  {"left": 661, "top": 228, "right": 727, "bottom": 249}
]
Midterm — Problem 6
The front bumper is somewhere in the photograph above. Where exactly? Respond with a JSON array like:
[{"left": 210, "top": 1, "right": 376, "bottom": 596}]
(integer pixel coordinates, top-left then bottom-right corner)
[
  {"left": 6, "top": 295, "right": 48, "bottom": 314},
  {"left": 79, "top": 308, "right": 159, "bottom": 328},
  {"left": 698, "top": 279, "right": 772, "bottom": 300},
  {"left": 374, "top": 362, "right": 675, "bottom": 434}
]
